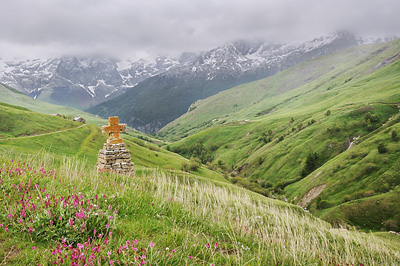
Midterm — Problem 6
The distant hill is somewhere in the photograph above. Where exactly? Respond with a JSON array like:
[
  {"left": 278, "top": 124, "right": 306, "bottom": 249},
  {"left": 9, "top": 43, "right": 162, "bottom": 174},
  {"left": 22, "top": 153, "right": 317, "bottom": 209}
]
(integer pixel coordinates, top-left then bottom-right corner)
[
  {"left": 87, "top": 31, "right": 360, "bottom": 132},
  {"left": 0, "top": 82, "right": 106, "bottom": 126},
  {"left": 0, "top": 101, "right": 80, "bottom": 139},
  {"left": 164, "top": 38, "right": 400, "bottom": 230}
]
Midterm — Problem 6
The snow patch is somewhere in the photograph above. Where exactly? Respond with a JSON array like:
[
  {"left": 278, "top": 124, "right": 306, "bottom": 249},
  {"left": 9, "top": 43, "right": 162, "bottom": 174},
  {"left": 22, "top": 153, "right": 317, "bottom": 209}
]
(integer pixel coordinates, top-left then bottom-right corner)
[{"left": 86, "top": 86, "right": 96, "bottom": 97}]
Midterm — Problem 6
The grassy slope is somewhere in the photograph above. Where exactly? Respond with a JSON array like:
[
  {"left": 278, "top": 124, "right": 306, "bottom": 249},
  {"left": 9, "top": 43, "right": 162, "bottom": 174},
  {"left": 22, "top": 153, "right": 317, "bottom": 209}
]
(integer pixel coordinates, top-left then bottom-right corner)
[
  {"left": 287, "top": 115, "right": 400, "bottom": 230},
  {"left": 0, "top": 83, "right": 107, "bottom": 126},
  {"left": 1, "top": 151, "right": 399, "bottom": 265},
  {"left": 0, "top": 102, "right": 226, "bottom": 183},
  {"left": 0, "top": 82, "right": 166, "bottom": 145},
  {"left": 0, "top": 102, "right": 81, "bottom": 138},
  {"left": 165, "top": 39, "right": 400, "bottom": 230}
]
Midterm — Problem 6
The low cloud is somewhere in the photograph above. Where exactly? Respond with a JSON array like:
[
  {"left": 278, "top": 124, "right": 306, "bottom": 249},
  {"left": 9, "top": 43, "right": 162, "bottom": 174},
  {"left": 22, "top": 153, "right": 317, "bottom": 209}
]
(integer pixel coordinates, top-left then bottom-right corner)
[{"left": 1, "top": 0, "right": 399, "bottom": 60}]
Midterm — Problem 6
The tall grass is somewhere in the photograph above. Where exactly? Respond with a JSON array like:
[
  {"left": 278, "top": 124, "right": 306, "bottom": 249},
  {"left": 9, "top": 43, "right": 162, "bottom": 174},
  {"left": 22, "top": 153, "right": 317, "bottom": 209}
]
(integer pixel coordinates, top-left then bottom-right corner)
[{"left": 1, "top": 151, "right": 399, "bottom": 265}]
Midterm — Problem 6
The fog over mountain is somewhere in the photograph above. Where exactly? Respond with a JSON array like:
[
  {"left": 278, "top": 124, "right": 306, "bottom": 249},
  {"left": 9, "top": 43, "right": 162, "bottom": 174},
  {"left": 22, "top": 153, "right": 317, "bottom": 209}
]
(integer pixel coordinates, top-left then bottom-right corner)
[{"left": 0, "top": 0, "right": 399, "bottom": 60}]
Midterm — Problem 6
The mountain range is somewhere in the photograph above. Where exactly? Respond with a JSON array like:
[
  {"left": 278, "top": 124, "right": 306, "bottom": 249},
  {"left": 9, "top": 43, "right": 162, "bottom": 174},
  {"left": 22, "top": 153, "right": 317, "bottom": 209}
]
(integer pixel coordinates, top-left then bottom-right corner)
[
  {"left": 0, "top": 31, "right": 389, "bottom": 132},
  {"left": 88, "top": 31, "right": 366, "bottom": 132},
  {"left": 0, "top": 56, "right": 179, "bottom": 109}
]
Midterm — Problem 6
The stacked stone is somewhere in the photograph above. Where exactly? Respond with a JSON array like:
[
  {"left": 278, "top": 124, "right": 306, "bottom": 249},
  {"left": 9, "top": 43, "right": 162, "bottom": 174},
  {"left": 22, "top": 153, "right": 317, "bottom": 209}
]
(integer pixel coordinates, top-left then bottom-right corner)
[{"left": 97, "top": 142, "right": 135, "bottom": 175}]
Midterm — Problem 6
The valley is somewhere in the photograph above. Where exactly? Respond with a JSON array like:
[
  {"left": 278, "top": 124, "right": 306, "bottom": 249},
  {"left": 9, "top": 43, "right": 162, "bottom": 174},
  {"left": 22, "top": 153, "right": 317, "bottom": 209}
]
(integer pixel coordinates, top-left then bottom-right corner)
[
  {"left": 162, "top": 39, "right": 400, "bottom": 232},
  {"left": 0, "top": 37, "right": 399, "bottom": 265}
]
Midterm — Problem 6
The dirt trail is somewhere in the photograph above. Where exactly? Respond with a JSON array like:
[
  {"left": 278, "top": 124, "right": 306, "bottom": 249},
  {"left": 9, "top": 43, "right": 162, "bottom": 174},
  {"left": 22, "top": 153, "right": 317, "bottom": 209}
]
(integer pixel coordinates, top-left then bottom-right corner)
[
  {"left": 0, "top": 124, "right": 88, "bottom": 141},
  {"left": 297, "top": 182, "right": 327, "bottom": 208},
  {"left": 346, "top": 135, "right": 360, "bottom": 151}
]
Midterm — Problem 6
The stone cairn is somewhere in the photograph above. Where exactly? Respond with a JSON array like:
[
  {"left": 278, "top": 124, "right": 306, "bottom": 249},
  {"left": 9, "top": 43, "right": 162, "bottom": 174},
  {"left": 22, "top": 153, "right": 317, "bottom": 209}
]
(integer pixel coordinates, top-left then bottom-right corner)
[{"left": 96, "top": 116, "right": 134, "bottom": 175}]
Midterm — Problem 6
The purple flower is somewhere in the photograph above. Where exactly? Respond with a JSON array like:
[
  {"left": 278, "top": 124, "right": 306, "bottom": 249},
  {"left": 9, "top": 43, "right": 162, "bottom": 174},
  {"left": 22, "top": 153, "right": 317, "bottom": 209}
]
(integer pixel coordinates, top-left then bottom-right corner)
[{"left": 77, "top": 243, "right": 84, "bottom": 249}]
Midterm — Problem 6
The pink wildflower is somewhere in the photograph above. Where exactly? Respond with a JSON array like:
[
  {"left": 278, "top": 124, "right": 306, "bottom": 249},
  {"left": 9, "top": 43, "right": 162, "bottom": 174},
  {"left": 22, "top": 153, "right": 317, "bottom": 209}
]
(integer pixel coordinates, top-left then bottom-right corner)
[
  {"left": 214, "top": 242, "right": 218, "bottom": 248},
  {"left": 205, "top": 243, "right": 210, "bottom": 248},
  {"left": 77, "top": 243, "right": 84, "bottom": 249},
  {"left": 32, "top": 247, "right": 36, "bottom": 250},
  {"left": 149, "top": 241, "right": 154, "bottom": 248}
]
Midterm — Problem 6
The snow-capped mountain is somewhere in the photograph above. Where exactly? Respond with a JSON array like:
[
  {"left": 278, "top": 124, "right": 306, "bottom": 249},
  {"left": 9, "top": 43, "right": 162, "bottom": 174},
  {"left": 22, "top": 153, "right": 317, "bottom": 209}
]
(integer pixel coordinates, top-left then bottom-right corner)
[
  {"left": 0, "top": 31, "right": 393, "bottom": 113},
  {"left": 175, "top": 31, "right": 359, "bottom": 80},
  {"left": 0, "top": 56, "right": 179, "bottom": 109},
  {"left": 118, "top": 57, "right": 180, "bottom": 87},
  {"left": 88, "top": 31, "right": 361, "bottom": 132}
]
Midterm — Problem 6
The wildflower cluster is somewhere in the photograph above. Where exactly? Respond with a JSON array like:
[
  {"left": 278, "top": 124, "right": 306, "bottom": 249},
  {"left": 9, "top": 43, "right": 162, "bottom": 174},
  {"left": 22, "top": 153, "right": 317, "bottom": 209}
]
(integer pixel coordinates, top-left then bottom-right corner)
[
  {"left": 0, "top": 159, "right": 184, "bottom": 265},
  {"left": 48, "top": 236, "right": 155, "bottom": 265},
  {"left": 0, "top": 160, "right": 116, "bottom": 244}
]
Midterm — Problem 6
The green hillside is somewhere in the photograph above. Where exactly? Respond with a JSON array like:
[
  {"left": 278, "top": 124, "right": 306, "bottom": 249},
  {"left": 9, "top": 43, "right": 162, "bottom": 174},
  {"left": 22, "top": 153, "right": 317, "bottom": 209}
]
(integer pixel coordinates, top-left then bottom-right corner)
[
  {"left": 0, "top": 83, "right": 106, "bottom": 126},
  {"left": 164, "top": 39, "right": 400, "bottom": 230},
  {"left": 1, "top": 143, "right": 399, "bottom": 265},
  {"left": 159, "top": 41, "right": 396, "bottom": 140},
  {"left": 0, "top": 101, "right": 226, "bottom": 182},
  {"left": 0, "top": 102, "right": 81, "bottom": 139}
]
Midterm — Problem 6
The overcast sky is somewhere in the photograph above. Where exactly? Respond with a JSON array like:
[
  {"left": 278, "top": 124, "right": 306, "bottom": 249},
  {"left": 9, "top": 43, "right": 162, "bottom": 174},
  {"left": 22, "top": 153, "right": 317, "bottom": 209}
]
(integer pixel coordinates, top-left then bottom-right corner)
[{"left": 1, "top": 0, "right": 399, "bottom": 60}]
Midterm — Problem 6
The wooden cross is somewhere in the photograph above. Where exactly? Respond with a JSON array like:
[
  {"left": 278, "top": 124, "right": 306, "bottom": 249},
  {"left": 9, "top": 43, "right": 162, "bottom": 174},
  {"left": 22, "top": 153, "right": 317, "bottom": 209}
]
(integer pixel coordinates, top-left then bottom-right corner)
[{"left": 102, "top": 116, "right": 126, "bottom": 144}]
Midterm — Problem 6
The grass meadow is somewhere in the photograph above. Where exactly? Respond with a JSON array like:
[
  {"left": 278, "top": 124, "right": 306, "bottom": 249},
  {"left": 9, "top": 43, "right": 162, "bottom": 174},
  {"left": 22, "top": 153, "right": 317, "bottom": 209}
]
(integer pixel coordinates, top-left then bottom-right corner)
[{"left": 1, "top": 151, "right": 400, "bottom": 265}]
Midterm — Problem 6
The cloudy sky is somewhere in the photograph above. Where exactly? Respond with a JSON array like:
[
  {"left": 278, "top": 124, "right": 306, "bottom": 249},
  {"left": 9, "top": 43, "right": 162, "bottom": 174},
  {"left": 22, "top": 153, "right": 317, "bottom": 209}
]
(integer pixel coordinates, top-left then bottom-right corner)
[{"left": 1, "top": 0, "right": 399, "bottom": 60}]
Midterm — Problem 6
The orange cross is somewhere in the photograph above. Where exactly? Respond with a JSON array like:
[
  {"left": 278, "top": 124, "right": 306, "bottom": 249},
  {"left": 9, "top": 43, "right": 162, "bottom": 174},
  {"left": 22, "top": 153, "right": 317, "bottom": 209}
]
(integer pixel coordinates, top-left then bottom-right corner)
[{"left": 102, "top": 117, "right": 126, "bottom": 144}]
